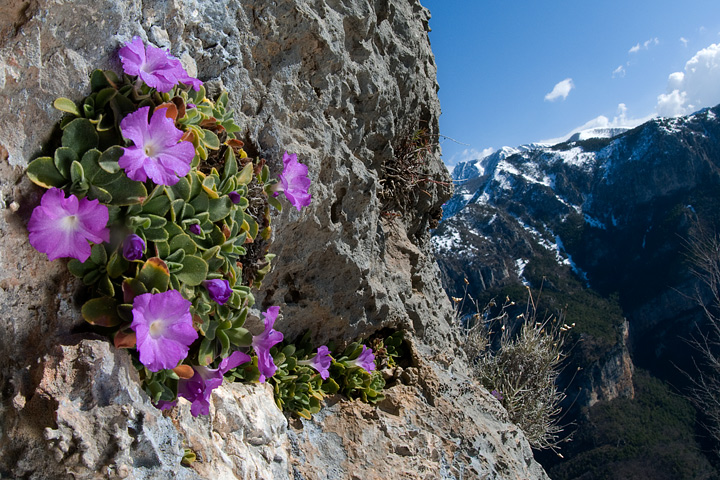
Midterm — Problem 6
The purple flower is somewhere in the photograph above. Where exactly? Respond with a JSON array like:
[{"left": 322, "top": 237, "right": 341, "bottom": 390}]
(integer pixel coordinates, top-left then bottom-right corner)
[
  {"left": 251, "top": 306, "right": 284, "bottom": 382},
  {"left": 299, "top": 345, "right": 332, "bottom": 380},
  {"left": 349, "top": 345, "right": 376, "bottom": 373},
  {"left": 119, "top": 37, "right": 202, "bottom": 92},
  {"left": 189, "top": 224, "right": 202, "bottom": 235},
  {"left": 119, "top": 106, "right": 195, "bottom": 186},
  {"left": 491, "top": 389, "right": 504, "bottom": 401},
  {"left": 130, "top": 290, "right": 198, "bottom": 372},
  {"left": 228, "top": 191, "right": 241, "bottom": 204},
  {"left": 203, "top": 279, "right": 232, "bottom": 305},
  {"left": 122, "top": 233, "right": 146, "bottom": 261},
  {"left": 155, "top": 400, "right": 177, "bottom": 411},
  {"left": 28, "top": 188, "right": 109, "bottom": 262},
  {"left": 178, "top": 351, "right": 251, "bottom": 416},
  {"left": 274, "top": 152, "right": 311, "bottom": 211}
]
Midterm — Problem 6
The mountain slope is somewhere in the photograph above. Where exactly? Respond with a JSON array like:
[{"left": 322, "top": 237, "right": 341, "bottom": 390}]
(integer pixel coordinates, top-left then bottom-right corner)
[{"left": 433, "top": 107, "right": 720, "bottom": 476}]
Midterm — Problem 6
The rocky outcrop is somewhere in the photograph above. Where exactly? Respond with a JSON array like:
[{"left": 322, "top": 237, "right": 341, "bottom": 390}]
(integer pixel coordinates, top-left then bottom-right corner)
[
  {"left": 573, "top": 320, "right": 634, "bottom": 408},
  {"left": 0, "top": 0, "right": 548, "bottom": 479}
]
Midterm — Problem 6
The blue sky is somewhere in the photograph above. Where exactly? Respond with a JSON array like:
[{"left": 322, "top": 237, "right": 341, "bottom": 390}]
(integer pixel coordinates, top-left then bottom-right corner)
[{"left": 422, "top": 1, "right": 720, "bottom": 167}]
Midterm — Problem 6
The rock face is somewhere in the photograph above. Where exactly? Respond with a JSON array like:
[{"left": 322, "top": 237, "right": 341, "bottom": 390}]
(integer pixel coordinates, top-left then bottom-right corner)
[{"left": 0, "top": 0, "right": 548, "bottom": 479}]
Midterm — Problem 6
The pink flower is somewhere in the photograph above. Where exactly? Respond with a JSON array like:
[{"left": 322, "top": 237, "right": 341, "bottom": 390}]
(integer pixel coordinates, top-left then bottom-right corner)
[
  {"left": 130, "top": 290, "right": 198, "bottom": 372},
  {"left": 119, "top": 37, "right": 202, "bottom": 92},
  {"left": 203, "top": 279, "right": 232, "bottom": 305},
  {"left": 28, "top": 188, "right": 109, "bottom": 262},
  {"left": 274, "top": 152, "right": 311, "bottom": 211},
  {"left": 349, "top": 345, "right": 376, "bottom": 373},
  {"left": 299, "top": 345, "right": 332, "bottom": 380},
  {"left": 251, "top": 306, "right": 284, "bottom": 382},
  {"left": 122, "top": 233, "right": 146, "bottom": 261},
  {"left": 119, "top": 106, "right": 195, "bottom": 186},
  {"left": 177, "top": 351, "right": 251, "bottom": 416}
]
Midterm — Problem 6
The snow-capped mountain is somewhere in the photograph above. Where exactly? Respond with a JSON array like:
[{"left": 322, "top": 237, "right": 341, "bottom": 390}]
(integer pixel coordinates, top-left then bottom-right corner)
[{"left": 433, "top": 106, "right": 720, "bottom": 381}]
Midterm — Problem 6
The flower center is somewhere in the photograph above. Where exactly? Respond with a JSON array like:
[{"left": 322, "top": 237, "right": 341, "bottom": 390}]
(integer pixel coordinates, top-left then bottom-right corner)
[
  {"left": 144, "top": 140, "right": 158, "bottom": 158},
  {"left": 149, "top": 320, "right": 164, "bottom": 338},
  {"left": 59, "top": 214, "right": 79, "bottom": 231}
]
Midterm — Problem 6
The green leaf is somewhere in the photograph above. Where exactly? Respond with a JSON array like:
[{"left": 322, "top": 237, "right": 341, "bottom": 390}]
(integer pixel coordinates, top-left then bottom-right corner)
[
  {"left": 99, "top": 146, "right": 123, "bottom": 173},
  {"left": 165, "top": 248, "right": 185, "bottom": 264},
  {"left": 53, "top": 97, "right": 81, "bottom": 116},
  {"left": 267, "top": 195, "right": 283, "bottom": 212},
  {"left": 175, "top": 255, "right": 208, "bottom": 286},
  {"left": 90, "top": 69, "right": 118, "bottom": 91},
  {"left": 223, "top": 148, "right": 238, "bottom": 178},
  {"left": 106, "top": 251, "right": 128, "bottom": 278},
  {"left": 226, "top": 327, "right": 253, "bottom": 347},
  {"left": 169, "top": 177, "right": 191, "bottom": 202},
  {"left": 202, "top": 130, "right": 221, "bottom": 150},
  {"left": 98, "top": 274, "right": 115, "bottom": 297},
  {"left": 208, "top": 196, "right": 233, "bottom": 222},
  {"left": 200, "top": 245, "right": 221, "bottom": 262},
  {"left": 53, "top": 147, "right": 78, "bottom": 178},
  {"left": 26, "top": 157, "right": 66, "bottom": 188},
  {"left": 70, "top": 160, "right": 85, "bottom": 184},
  {"left": 137, "top": 257, "right": 170, "bottom": 292},
  {"left": 95, "top": 87, "right": 118, "bottom": 109},
  {"left": 67, "top": 258, "right": 95, "bottom": 278},
  {"left": 189, "top": 192, "right": 209, "bottom": 213},
  {"left": 122, "top": 278, "right": 148, "bottom": 303},
  {"left": 141, "top": 195, "right": 171, "bottom": 216},
  {"left": 105, "top": 176, "right": 147, "bottom": 205},
  {"left": 216, "top": 329, "right": 230, "bottom": 357},
  {"left": 90, "top": 244, "right": 107, "bottom": 265},
  {"left": 237, "top": 162, "right": 253, "bottom": 186},
  {"left": 155, "top": 241, "right": 171, "bottom": 258},
  {"left": 81, "top": 297, "right": 121, "bottom": 327},
  {"left": 198, "top": 337, "right": 215, "bottom": 366},
  {"left": 79, "top": 148, "right": 111, "bottom": 181},
  {"left": 143, "top": 227, "right": 169, "bottom": 242},
  {"left": 142, "top": 214, "right": 167, "bottom": 229},
  {"left": 170, "top": 199, "right": 186, "bottom": 221},
  {"left": 87, "top": 185, "right": 112, "bottom": 203},
  {"left": 61, "top": 118, "right": 99, "bottom": 156},
  {"left": 169, "top": 233, "right": 197, "bottom": 255}
]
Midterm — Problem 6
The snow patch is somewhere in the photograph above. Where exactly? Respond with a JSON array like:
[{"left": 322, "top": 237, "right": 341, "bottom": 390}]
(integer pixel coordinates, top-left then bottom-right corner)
[
  {"left": 583, "top": 214, "right": 607, "bottom": 230},
  {"left": 515, "top": 258, "right": 530, "bottom": 286}
]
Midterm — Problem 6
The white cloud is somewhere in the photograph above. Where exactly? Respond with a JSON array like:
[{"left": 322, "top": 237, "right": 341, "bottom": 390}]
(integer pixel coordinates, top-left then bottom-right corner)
[
  {"left": 680, "top": 37, "right": 689, "bottom": 47},
  {"left": 629, "top": 37, "right": 659, "bottom": 54},
  {"left": 544, "top": 78, "right": 574, "bottom": 102},
  {"left": 656, "top": 43, "right": 720, "bottom": 117},
  {"left": 539, "top": 103, "right": 653, "bottom": 145},
  {"left": 448, "top": 147, "right": 495, "bottom": 166},
  {"left": 612, "top": 65, "right": 626, "bottom": 78}
]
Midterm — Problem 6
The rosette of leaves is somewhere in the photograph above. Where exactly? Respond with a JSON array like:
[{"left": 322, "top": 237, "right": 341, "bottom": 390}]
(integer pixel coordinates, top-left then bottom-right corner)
[
  {"left": 25, "top": 71, "right": 283, "bottom": 403},
  {"left": 232, "top": 333, "right": 401, "bottom": 419},
  {"left": 333, "top": 342, "right": 386, "bottom": 404},
  {"left": 270, "top": 333, "right": 340, "bottom": 419}
]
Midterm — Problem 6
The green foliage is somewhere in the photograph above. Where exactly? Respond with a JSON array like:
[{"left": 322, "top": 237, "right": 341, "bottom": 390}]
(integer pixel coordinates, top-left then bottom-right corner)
[
  {"left": 27, "top": 67, "right": 283, "bottom": 404},
  {"left": 27, "top": 55, "right": 394, "bottom": 421},
  {"left": 548, "top": 371, "right": 715, "bottom": 480},
  {"left": 228, "top": 331, "right": 403, "bottom": 419}
]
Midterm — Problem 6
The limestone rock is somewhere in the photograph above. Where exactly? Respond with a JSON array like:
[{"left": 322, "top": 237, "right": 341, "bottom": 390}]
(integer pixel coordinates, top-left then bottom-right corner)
[
  {"left": 0, "top": 0, "right": 548, "bottom": 478},
  {"left": 289, "top": 356, "right": 549, "bottom": 480}
]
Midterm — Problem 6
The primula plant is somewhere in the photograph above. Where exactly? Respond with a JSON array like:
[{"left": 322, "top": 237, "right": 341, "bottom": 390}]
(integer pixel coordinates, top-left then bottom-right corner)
[{"left": 23, "top": 37, "right": 388, "bottom": 418}]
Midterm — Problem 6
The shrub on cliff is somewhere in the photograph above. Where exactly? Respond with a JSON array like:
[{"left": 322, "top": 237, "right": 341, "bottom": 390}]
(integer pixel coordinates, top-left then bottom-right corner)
[{"left": 456, "top": 288, "right": 571, "bottom": 450}]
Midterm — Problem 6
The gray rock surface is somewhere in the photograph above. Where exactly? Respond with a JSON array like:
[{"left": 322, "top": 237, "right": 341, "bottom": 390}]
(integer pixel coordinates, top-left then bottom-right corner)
[{"left": 0, "top": 0, "right": 548, "bottom": 478}]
